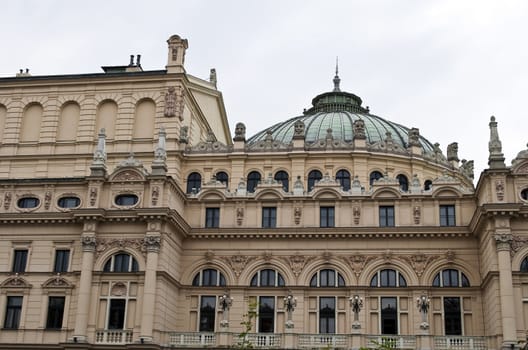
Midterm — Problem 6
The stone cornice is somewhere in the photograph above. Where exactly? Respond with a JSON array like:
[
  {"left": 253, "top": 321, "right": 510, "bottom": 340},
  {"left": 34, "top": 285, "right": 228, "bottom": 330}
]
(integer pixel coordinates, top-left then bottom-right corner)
[
  {"left": 189, "top": 226, "right": 471, "bottom": 240},
  {"left": 0, "top": 207, "right": 190, "bottom": 235}
]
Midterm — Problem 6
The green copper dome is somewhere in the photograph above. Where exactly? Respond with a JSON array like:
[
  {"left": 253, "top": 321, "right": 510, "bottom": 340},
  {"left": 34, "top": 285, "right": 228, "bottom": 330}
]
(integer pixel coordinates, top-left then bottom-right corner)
[{"left": 248, "top": 75, "right": 435, "bottom": 154}]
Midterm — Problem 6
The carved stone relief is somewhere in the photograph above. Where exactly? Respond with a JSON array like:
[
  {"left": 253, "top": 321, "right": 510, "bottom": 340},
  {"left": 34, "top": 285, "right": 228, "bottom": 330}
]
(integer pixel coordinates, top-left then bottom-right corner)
[
  {"left": 151, "top": 186, "right": 160, "bottom": 206},
  {"left": 341, "top": 254, "right": 376, "bottom": 277},
  {"left": 413, "top": 206, "right": 421, "bottom": 224},
  {"left": 353, "top": 205, "right": 361, "bottom": 225},
  {"left": 281, "top": 254, "right": 316, "bottom": 277},
  {"left": 294, "top": 206, "right": 302, "bottom": 225},
  {"left": 89, "top": 187, "right": 98, "bottom": 206},
  {"left": 236, "top": 207, "right": 244, "bottom": 226},
  {"left": 4, "top": 191, "right": 11, "bottom": 210},
  {"left": 44, "top": 191, "right": 52, "bottom": 210},
  {"left": 495, "top": 179, "right": 505, "bottom": 201},
  {"left": 221, "top": 255, "right": 256, "bottom": 277},
  {"left": 400, "top": 253, "right": 439, "bottom": 277},
  {"left": 95, "top": 238, "right": 146, "bottom": 258},
  {"left": 111, "top": 282, "right": 127, "bottom": 296}
]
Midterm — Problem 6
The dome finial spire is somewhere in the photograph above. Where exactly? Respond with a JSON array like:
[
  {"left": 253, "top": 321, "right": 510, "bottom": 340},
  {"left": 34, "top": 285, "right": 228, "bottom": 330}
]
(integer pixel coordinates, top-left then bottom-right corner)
[{"left": 333, "top": 56, "right": 341, "bottom": 92}]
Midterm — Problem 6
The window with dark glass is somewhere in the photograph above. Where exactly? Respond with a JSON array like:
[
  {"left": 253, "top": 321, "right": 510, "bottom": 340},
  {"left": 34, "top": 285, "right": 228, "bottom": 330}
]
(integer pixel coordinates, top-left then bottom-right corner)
[
  {"left": 432, "top": 269, "right": 470, "bottom": 287},
  {"left": 381, "top": 297, "right": 398, "bottom": 334},
  {"left": 107, "top": 299, "right": 126, "bottom": 329},
  {"left": 320, "top": 206, "right": 335, "bottom": 228},
  {"left": 369, "top": 171, "right": 383, "bottom": 186},
  {"left": 336, "top": 169, "right": 351, "bottom": 191},
  {"left": 186, "top": 172, "right": 202, "bottom": 194},
  {"left": 379, "top": 206, "right": 395, "bottom": 227},
  {"left": 521, "top": 257, "right": 528, "bottom": 272},
  {"left": 12, "top": 249, "right": 28, "bottom": 273},
  {"left": 370, "top": 269, "right": 407, "bottom": 287},
  {"left": 444, "top": 297, "right": 462, "bottom": 335},
  {"left": 310, "top": 269, "right": 345, "bottom": 287},
  {"left": 250, "top": 269, "right": 285, "bottom": 287},
  {"left": 54, "top": 249, "right": 70, "bottom": 273},
  {"left": 262, "top": 207, "right": 277, "bottom": 228},
  {"left": 205, "top": 207, "right": 220, "bottom": 228},
  {"left": 396, "top": 174, "right": 408, "bottom": 192},
  {"left": 46, "top": 296, "right": 65, "bottom": 329},
  {"left": 440, "top": 205, "right": 456, "bottom": 226},
  {"left": 274, "top": 171, "right": 289, "bottom": 192},
  {"left": 114, "top": 194, "right": 138, "bottom": 206},
  {"left": 319, "top": 297, "right": 336, "bottom": 334},
  {"left": 103, "top": 253, "right": 139, "bottom": 272},
  {"left": 17, "top": 197, "right": 39, "bottom": 209},
  {"left": 308, "top": 170, "right": 323, "bottom": 191},
  {"left": 522, "top": 189, "right": 528, "bottom": 201},
  {"left": 258, "top": 296, "right": 275, "bottom": 333},
  {"left": 58, "top": 196, "right": 80, "bottom": 208},
  {"left": 215, "top": 171, "right": 229, "bottom": 187},
  {"left": 199, "top": 296, "right": 216, "bottom": 332},
  {"left": 247, "top": 171, "right": 261, "bottom": 193},
  {"left": 424, "top": 180, "right": 433, "bottom": 191},
  {"left": 4, "top": 296, "right": 22, "bottom": 329},
  {"left": 192, "top": 269, "right": 226, "bottom": 287}
]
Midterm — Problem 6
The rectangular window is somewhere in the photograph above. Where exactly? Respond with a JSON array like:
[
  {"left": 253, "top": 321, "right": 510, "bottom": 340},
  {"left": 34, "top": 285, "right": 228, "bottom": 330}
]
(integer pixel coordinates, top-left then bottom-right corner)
[
  {"left": 107, "top": 299, "right": 126, "bottom": 329},
  {"left": 46, "top": 296, "right": 65, "bottom": 329},
  {"left": 440, "top": 205, "right": 456, "bottom": 226},
  {"left": 199, "top": 296, "right": 216, "bottom": 332},
  {"left": 381, "top": 297, "right": 398, "bottom": 334},
  {"left": 262, "top": 207, "right": 277, "bottom": 228},
  {"left": 205, "top": 208, "right": 220, "bottom": 228},
  {"left": 319, "top": 297, "right": 336, "bottom": 334},
  {"left": 444, "top": 297, "right": 462, "bottom": 335},
  {"left": 4, "top": 296, "right": 23, "bottom": 329},
  {"left": 54, "top": 249, "right": 70, "bottom": 273},
  {"left": 379, "top": 206, "right": 395, "bottom": 227},
  {"left": 258, "top": 296, "right": 275, "bottom": 333},
  {"left": 320, "top": 207, "right": 335, "bottom": 228},
  {"left": 12, "top": 249, "right": 28, "bottom": 273}
]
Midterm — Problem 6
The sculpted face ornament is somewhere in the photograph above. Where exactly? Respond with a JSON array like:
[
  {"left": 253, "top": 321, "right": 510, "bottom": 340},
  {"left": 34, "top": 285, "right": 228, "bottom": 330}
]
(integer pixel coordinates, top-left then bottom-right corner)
[
  {"left": 294, "top": 120, "right": 305, "bottom": 137},
  {"left": 233, "top": 122, "right": 246, "bottom": 141}
]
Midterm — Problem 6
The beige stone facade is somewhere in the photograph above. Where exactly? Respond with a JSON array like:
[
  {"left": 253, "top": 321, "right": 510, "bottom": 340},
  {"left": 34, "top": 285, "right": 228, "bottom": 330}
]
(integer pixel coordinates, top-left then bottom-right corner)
[{"left": 0, "top": 35, "right": 527, "bottom": 350}]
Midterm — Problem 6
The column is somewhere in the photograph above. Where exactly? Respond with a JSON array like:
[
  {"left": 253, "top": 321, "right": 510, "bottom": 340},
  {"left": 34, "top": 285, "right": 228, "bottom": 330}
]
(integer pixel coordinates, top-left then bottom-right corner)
[
  {"left": 494, "top": 232, "right": 517, "bottom": 348},
  {"left": 139, "top": 223, "right": 162, "bottom": 343},
  {"left": 72, "top": 222, "right": 97, "bottom": 342}
]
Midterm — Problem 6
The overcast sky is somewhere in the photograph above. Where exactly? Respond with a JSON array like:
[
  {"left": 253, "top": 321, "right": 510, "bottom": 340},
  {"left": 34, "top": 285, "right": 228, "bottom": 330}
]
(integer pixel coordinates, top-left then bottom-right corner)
[{"left": 2, "top": 0, "right": 527, "bottom": 180}]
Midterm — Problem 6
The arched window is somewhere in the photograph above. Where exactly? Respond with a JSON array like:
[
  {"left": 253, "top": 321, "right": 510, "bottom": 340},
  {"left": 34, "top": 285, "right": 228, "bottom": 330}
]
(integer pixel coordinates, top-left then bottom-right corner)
[
  {"left": 250, "top": 269, "right": 285, "bottom": 287},
  {"left": 432, "top": 269, "right": 470, "bottom": 287},
  {"left": 424, "top": 180, "right": 433, "bottom": 191},
  {"left": 336, "top": 170, "right": 351, "bottom": 191},
  {"left": 274, "top": 171, "right": 289, "bottom": 192},
  {"left": 396, "top": 174, "right": 408, "bottom": 192},
  {"left": 103, "top": 253, "right": 139, "bottom": 272},
  {"left": 187, "top": 172, "right": 202, "bottom": 194},
  {"left": 370, "top": 171, "right": 383, "bottom": 186},
  {"left": 310, "top": 269, "right": 345, "bottom": 287},
  {"left": 247, "top": 171, "right": 261, "bottom": 193},
  {"left": 521, "top": 257, "right": 528, "bottom": 272},
  {"left": 192, "top": 269, "right": 226, "bottom": 286},
  {"left": 370, "top": 269, "right": 407, "bottom": 287},
  {"left": 308, "top": 170, "right": 323, "bottom": 192},
  {"left": 521, "top": 189, "right": 528, "bottom": 201},
  {"left": 215, "top": 171, "right": 229, "bottom": 187}
]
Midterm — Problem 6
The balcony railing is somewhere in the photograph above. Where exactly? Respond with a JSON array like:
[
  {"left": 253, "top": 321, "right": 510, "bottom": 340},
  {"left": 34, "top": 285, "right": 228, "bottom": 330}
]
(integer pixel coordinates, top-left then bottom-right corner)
[
  {"left": 366, "top": 335, "right": 417, "bottom": 349},
  {"left": 166, "top": 332, "right": 488, "bottom": 350},
  {"left": 434, "top": 336, "right": 488, "bottom": 350},
  {"left": 95, "top": 330, "right": 133, "bottom": 344},
  {"left": 298, "top": 334, "right": 348, "bottom": 348},
  {"left": 168, "top": 332, "right": 216, "bottom": 347},
  {"left": 232, "top": 333, "right": 282, "bottom": 348}
]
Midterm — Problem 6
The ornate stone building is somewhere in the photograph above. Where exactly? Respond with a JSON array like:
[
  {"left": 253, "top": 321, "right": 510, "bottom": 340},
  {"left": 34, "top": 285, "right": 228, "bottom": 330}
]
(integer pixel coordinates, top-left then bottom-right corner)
[{"left": 0, "top": 34, "right": 527, "bottom": 350}]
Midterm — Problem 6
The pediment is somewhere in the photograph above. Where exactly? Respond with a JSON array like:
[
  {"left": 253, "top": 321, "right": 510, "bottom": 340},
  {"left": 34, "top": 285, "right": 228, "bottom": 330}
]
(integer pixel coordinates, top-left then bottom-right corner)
[{"left": 42, "top": 276, "right": 74, "bottom": 289}]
